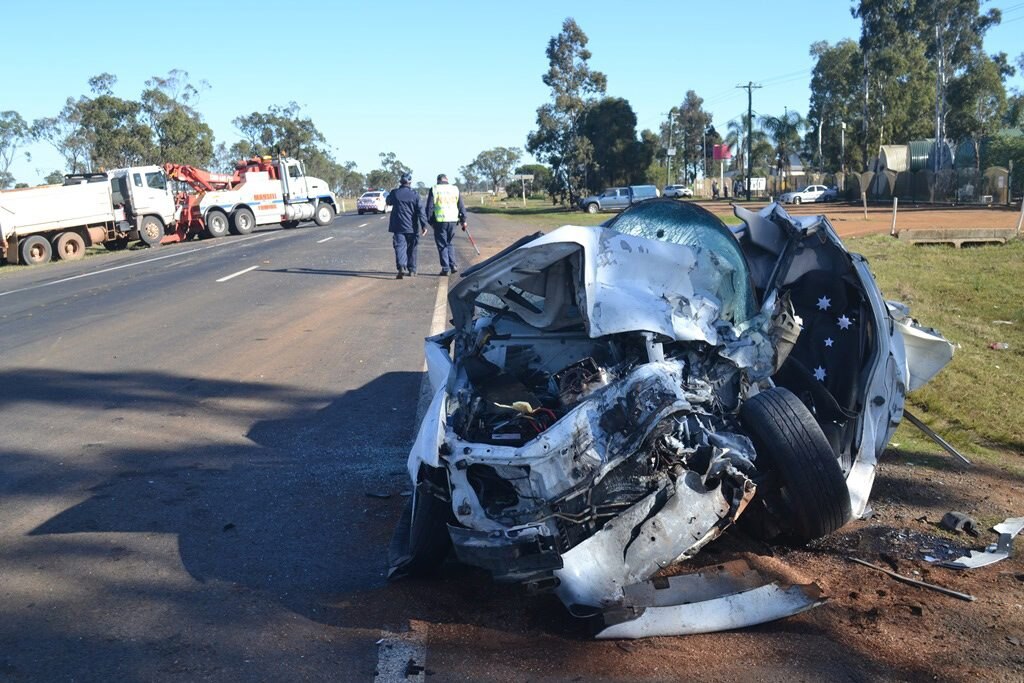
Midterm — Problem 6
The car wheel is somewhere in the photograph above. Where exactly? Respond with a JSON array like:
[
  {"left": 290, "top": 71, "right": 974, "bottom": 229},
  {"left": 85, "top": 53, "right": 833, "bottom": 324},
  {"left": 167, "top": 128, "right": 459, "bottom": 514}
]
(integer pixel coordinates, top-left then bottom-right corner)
[
  {"left": 230, "top": 207, "right": 256, "bottom": 235},
  {"left": 585, "top": 203, "right": 599, "bottom": 214},
  {"left": 387, "top": 468, "right": 452, "bottom": 579},
  {"left": 739, "top": 386, "right": 851, "bottom": 544},
  {"left": 793, "top": 196, "right": 802, "bottom": 205},
  {"left": 205, "top": 210, "right": 230, "bottom": 238}
]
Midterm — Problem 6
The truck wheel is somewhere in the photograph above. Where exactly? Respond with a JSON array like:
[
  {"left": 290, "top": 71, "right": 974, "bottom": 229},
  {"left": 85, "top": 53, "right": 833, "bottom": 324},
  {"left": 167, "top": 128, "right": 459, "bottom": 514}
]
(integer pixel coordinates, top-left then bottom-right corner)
[
  {"left": 314, "top": 202, "right": 336, "bottom": 226},
  {"left": 103, "top": 236, "right": 129, "bottom": 251},
  {"left": 54, "top": 232, "right": 86, "bottom": 261},
  {"left": 138, "top": 216, "right": 164, "bottom": 246},
  {"left": 205, "top": 211, "right": 229, "bottom": 238},
  {"left": 20, "top": 235, "right": 52, "bottom": 265},
  {"left": 230, "top": 207, "right": 256, "bottom": 235},
  {"left": 739, "top": 386, "right": 852, "bottom": 544},
  {"left": 585, "top": 203, "right": 599, "bottom": 214}
]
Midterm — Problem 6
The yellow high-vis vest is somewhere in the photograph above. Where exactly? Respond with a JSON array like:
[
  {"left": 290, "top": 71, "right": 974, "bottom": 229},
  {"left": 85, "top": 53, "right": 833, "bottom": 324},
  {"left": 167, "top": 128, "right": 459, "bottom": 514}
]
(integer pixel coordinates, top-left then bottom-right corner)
[{"left": 432, "top": 184, "right": 460, "bottom": 223}]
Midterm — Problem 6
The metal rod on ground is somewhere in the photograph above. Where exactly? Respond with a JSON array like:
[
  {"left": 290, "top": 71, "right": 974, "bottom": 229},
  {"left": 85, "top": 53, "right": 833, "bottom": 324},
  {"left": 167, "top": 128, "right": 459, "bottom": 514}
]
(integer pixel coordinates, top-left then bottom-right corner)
[
  {"left": 463, "top": 224, "right": 481, "bottom": 255},
  {"left": 848, "top": 557, "right": 975, "bottom": 602},
  {"left": 903, "top": 409, "right": 972, "bottom": 466},
  {"left": 890, "top": 197, "right": 899, "bottom": 236}
]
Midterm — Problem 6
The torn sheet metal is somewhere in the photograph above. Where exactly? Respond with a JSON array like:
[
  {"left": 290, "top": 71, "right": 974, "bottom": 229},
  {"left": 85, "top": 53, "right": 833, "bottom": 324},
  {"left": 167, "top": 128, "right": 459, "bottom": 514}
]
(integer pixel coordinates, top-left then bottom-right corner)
[
  {"left": 555, "top": 471, "right": 754, "bottom": 615},
  {"left": 935, "top": 516, "right": 1024, "bottom": 569},
  {"left": 595, "top": 560, "right": 824, "bottom": 639}
]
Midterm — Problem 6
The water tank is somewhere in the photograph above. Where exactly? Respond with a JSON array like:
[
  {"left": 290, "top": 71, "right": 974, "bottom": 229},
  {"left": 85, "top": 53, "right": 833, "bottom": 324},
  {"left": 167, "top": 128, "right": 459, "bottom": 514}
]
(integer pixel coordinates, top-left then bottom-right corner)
[
  {"left": 879, "top": 145, "right": 909, "bottom": 172},
  {"left": 909, "top": 139, "right": 953, "bottom": 172}
]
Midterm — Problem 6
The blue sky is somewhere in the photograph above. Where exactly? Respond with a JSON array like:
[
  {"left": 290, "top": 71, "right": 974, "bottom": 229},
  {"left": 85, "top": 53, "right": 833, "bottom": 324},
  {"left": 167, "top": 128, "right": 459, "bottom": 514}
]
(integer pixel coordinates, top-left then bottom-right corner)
[{"left": 4, "top": 1, "right": 1023, "bottom": 186}]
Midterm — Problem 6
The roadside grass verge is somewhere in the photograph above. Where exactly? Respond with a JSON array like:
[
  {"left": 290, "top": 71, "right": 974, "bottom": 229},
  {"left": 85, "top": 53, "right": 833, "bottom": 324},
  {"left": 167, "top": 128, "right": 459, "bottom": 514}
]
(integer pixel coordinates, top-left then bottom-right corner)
[{"left": 847, "top": 234, "right": 1024, "bottom": 472}]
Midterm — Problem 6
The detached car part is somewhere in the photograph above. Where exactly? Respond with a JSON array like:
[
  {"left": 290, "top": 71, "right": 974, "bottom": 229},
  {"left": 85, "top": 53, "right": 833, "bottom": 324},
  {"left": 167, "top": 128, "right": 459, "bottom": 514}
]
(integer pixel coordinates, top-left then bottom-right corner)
[{"left": 390, "top": 199, "right": 953, "bottom": 636}]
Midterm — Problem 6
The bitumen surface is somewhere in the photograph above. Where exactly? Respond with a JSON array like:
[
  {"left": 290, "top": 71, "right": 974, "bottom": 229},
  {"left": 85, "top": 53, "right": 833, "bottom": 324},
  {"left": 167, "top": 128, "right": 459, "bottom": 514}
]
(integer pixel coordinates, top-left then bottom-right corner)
[{"left": 0, "top": 211, "right": 484, "bottom": 681}]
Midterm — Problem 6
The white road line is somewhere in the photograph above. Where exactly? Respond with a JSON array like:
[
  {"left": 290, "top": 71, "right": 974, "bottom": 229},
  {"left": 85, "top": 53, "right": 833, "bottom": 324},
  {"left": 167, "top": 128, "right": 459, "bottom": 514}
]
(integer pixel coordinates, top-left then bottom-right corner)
[
  {"left": 316, "top": 236, "right": 336, "bottom": 243},
  {"left": 0, "top": 232, "right": 278, "bottom": 298},
  {"left": 413, "top": 277, "right": 451, "bottom": 427},
  {"left": 215, "top": 265, "right": 259, "bottom": 282},
  {"left": 358, "top": 223, "right": 368, "bottom": 228},
  {"left": 374, "top": 622, "right": 427, "bottom": 683}
]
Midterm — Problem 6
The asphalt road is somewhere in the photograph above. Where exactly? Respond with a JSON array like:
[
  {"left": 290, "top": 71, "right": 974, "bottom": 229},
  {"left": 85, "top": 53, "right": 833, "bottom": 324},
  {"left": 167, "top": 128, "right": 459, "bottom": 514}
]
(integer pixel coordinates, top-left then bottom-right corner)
[{"left": 0, "top": 211, "right": 473, "bottom": 681}]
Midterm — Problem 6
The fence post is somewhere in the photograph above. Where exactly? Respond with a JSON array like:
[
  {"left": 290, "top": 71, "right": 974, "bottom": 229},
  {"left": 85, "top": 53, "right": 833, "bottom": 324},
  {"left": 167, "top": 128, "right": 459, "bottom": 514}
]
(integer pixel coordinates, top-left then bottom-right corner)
[
  {"left": 862, "top": 192, "right": 868, "bottom": 220},
  {"left": 890, "top": 197, "right": 899, "bottom": 236}
]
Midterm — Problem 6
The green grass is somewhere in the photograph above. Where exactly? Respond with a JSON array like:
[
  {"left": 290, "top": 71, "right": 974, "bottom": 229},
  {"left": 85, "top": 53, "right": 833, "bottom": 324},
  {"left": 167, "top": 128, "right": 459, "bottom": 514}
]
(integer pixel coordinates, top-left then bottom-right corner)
[{"left": 847, "top": 234, "right": 1024, "bottom": 471}]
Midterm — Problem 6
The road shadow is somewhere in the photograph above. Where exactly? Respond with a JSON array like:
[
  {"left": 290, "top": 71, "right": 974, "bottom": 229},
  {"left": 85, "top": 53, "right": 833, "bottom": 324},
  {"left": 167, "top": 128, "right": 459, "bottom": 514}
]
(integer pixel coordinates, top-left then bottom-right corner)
[{"left": 12, "top": 367, "right": 419, "bottom": 630}]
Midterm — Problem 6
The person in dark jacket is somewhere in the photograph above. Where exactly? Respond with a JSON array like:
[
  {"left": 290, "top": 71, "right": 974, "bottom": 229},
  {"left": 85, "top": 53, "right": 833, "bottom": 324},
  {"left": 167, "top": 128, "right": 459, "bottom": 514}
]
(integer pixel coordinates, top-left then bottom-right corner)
[
  {"left": 385, "top": 172, "right": 429, "bottom": 279},
  {"left": 425, "top": 173, "right": 467, "bottom": 276}
]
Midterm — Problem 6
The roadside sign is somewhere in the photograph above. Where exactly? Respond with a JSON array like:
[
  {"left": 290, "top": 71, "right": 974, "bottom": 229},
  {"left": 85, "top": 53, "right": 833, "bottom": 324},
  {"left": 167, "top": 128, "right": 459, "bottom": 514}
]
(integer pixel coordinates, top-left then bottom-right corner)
[
  {"left": 666, "top": 148, "right": 676, "bottom": 156},
  {"left": 511, "top": 174, "right": 535, "bottom": 181}
]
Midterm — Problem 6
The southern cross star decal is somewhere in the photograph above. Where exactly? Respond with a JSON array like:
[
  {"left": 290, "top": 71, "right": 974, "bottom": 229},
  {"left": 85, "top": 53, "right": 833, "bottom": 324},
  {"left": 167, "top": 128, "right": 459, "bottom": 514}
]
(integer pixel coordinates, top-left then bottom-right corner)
[
  {"left": 813, "top": 366, "right": 827, "bottom": 381},
  {"left": 824, "top": 337, "right": 834, "bottom": 348},
  {"left": 816, "top": 295, "right": 831, "bottom": 311},
  {"left": 837, "top": 314, "right": 853, "bottom": 330}
]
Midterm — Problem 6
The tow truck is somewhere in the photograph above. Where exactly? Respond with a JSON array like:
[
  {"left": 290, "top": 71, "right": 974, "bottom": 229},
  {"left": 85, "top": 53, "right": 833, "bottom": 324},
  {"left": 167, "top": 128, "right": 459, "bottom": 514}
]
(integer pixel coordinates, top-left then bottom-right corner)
[{"left": 162, "top": 156, "right": 340, "bottom": 242}]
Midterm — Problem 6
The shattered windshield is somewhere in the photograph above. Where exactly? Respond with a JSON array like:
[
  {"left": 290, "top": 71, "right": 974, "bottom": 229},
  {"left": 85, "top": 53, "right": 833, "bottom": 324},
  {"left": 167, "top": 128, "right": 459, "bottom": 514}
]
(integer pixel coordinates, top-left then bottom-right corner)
[{"left": 605, "top": 200, "right": 756, "bottom": 324}]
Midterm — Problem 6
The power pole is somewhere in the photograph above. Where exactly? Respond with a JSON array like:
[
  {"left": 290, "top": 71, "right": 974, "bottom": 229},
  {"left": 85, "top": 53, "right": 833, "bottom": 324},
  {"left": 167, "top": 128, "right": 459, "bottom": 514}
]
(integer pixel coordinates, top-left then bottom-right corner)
[{"left": 736, "top": 81, "right": 761, "bottom": 201}]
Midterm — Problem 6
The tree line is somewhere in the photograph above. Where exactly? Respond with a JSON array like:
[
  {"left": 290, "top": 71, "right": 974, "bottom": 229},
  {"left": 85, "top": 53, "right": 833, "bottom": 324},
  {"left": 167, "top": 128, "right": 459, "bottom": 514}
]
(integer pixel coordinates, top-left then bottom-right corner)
[
  {"left": 0, "top": 70, "right": 422, "bottom": 195},
  {"left": 529, "top": 3, "right": 1024, "bottom": 204}
]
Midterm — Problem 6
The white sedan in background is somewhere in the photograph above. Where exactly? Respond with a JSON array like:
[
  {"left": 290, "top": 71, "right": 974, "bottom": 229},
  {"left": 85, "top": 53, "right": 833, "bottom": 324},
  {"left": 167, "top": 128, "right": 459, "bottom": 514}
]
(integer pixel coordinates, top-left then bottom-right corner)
[
  {"left": 663, "top": 184, "right": 694, "bottom": 198},
  {"left": 779, "top": 184, "right": 830, "bottom": 204},
  {"left": 357, "top": 191, "right": 391, "bottom": 214}
]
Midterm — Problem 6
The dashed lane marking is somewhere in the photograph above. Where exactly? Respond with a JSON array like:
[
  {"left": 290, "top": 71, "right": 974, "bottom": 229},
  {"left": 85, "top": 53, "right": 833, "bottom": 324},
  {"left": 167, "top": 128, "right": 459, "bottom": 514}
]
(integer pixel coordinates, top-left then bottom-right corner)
[
  {"left": 316, "top": 236, "right": 336, "bottom": 243},
  {"left": 215, "top": 265, "right": 259, "bottom": 282},
  {"left": 358, "top": 223, "right": 368, "bottom": 228}
]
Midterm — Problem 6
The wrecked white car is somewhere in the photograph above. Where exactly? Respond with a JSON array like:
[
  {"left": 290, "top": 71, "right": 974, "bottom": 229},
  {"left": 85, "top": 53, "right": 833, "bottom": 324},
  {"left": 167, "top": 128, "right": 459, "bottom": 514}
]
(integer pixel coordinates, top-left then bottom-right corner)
[{"left": 389, "top": 199, "right": 953, "bottom": 637}]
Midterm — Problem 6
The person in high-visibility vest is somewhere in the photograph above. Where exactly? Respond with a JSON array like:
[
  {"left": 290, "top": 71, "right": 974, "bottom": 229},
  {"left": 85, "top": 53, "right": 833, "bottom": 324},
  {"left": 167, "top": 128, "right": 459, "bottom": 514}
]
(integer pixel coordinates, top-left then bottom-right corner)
[{"left": 425, "top": 173, "right": 467, "bottom": 276}]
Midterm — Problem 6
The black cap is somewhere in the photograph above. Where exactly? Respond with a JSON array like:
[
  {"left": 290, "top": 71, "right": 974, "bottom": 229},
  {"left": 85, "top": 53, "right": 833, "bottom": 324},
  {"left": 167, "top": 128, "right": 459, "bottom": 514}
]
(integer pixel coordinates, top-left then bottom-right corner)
[
  {"left": 400, "top": 172, "right": 412, "bottom": 185},
  {"left": 437, "top": 173, "right": 447, "bottom": 183}
]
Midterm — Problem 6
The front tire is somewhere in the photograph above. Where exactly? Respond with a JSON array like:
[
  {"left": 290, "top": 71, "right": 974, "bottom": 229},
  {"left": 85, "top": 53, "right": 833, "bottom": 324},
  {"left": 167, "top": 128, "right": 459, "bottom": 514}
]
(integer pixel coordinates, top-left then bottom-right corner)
[
  {"left": 230, "top": 207, "right": 256, "bottom": 235},
  {"left": 138, "top": 216, "right": 164, "bottom": 246},
  {"left": 54, "top": 232, "right": 86, "bottom": 261},
  {"left": 20, "top": 235, "right": 52, "bottom": 265},
  {"left": 315, "top": 202, "right": 335, "bottom": 226},
  {"left": 739, "top": 386, "right": 851, "bottom": 544},
  {"left": 793, "top": 196, "right": 802, "bottom": 205},
  {"left": 205, "top": 210, "right": 230, "bottom": 238},
  {"left": 585, "top": 203, "right": 599, "bottom": 214}
]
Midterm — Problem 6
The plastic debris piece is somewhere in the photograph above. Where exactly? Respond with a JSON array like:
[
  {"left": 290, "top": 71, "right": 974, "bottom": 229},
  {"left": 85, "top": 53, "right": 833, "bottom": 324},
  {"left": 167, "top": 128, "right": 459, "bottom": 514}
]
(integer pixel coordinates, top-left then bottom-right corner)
[
  {"left": 940, "top": 511, "right": 980, "bottom": 537},
  {"left": 989, "top": 342, "right": 1009, "bottom": 350},
  {"left": 934, "top": 516, "right": 1024, "bottom": 570}
]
